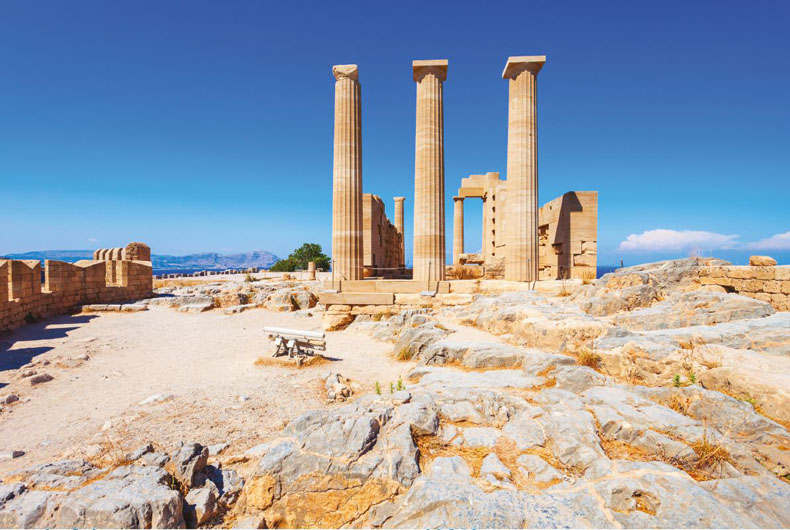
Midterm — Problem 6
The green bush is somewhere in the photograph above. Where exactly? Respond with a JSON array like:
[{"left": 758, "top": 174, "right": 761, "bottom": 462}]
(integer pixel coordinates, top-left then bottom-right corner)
[{"left": 270, "top": 243, "right": 330, "bottom": 272}]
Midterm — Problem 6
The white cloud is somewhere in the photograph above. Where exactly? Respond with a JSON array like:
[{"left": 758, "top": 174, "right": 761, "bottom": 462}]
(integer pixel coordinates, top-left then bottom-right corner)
[
  {"left": 88, "top": 237, "right": 98, "bottom": 243},
  {"left": 617, "top": 229, "right": 739, "bottom": 252},
  {"left": 746, "top": 231, "right": 790, "bottom": 251}
]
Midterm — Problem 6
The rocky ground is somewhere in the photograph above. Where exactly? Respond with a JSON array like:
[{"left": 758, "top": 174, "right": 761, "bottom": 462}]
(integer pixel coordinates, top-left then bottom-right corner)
[{"left": 1, "top": 260, "right": 789, "bottom": 528}]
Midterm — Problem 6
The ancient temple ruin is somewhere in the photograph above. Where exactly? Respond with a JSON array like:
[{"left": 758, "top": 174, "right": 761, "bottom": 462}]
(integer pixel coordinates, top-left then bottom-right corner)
[
  {"left": 453, "top": 173, "right": 597, "bottom": 280},
  {"left": 329, "top": 55, "right": 598, "bottom": 285}
]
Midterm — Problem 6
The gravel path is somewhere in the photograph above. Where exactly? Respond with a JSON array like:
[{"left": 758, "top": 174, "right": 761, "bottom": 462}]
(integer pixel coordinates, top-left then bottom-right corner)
[{"left": 0, "top": 306, "right": 412, "bottom": 474}]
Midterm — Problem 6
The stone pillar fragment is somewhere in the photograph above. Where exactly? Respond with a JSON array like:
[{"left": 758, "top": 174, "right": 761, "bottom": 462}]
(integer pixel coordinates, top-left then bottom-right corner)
[
  {"left": 412, "top": 59, "right": 448, "bottom": 282},
  {"left": 393, "top": 197, "right": 406, "bottom": 267},
  {"left": 307, "top": 261, "right": 316, "bottom": 281},
  {"left": 452, "top": 196, "right": 464, "bottom": 265},
  {"left": 332, "top": 64, "right": 363, "bottom": 281},
  {"left": 503, "top": 56, "right": 545, "bottom": 282}
]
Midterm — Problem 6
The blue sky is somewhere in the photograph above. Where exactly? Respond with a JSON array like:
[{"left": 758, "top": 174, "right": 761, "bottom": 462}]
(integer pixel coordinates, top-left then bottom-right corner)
[{"left": 1, "top": 0, "right": 788, "bottom": 265}]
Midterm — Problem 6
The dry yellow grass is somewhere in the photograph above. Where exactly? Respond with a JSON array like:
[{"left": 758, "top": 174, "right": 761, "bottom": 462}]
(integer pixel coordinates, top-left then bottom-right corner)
[
  {"left": 659, "top": 393, "right": 695, "bottom": 417},
  {"left": 254, "top": 355, "right": 329, "bottom": 369},
  {"left": 414, "top": 432, "right": 490, "bottom": 476},
  {"left": 580, "top": 269, "right": 596, "bottom": 286},
  {"left": 688, "top": 433, "right": 733, "bottom": 480},
  {"left": 394, "top": 345, "right": 414, "bottom": 362},
  {"left": 450, "top": 264, "right": 478, "bottom": 280},
  {"left": 576, "top": 348, "right": 601, "bottom": 371}
]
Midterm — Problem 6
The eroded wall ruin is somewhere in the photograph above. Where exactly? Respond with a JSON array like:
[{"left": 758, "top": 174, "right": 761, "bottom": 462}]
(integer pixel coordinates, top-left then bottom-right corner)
[
  {"left": 1, "top": 242, "right": 153, "bottom": 333},
  {"left": 538, "top": 191, "right": 598, "bottom": 280},
  {"left": 362, "top": 194, "right": 403, "bottom": 276}
]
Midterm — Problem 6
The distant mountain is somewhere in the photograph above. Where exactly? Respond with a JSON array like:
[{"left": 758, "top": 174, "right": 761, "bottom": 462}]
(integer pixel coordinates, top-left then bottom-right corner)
[
  {"left": 152, "top": 250, "right": 279, "bottom": 270},
  {"left": 1, "top": 250, "right": 94, "bottom": 262},
  {"left": 1, "top": 249, "right": 280, "bottom": 270}
]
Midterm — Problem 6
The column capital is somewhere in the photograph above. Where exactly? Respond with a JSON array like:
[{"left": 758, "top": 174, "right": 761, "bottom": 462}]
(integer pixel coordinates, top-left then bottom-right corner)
[
  {"left": 333, "top": 64, "right": 359, "bottom": 81},
  {"left": 413, "top": 59, "right": 448, "bottom": 82},
  {"left": 502, "top": 55, "right": 546, "bottom": 80},
  {"left": 393, "top": 196, "right": 406, "bottom": 202},
  {"left": 453, "top": 195, "right": 464, "bottom": 202}
]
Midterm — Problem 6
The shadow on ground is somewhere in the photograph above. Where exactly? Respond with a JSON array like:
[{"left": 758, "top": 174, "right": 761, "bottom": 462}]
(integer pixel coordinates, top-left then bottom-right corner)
[{"left": 0, "top": 313, "right": 98, "bottom": 372}]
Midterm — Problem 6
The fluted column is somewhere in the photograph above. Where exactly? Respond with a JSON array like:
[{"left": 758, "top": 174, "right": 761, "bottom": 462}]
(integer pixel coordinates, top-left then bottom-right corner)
[
  {"left": 453, "top": 196, "right": 464, "bottom": 265},
  {"left": 503, "top": 56, "right": 545, "bottom": 282},
  {"left": 394, "top": 197, "right": 405, "bottom": 267},
  {"left": 413, "top": 59, "right": 448, "bottom": 282},
  {"left": 332, "top": 64, "right": 363, "bottom": 281}
]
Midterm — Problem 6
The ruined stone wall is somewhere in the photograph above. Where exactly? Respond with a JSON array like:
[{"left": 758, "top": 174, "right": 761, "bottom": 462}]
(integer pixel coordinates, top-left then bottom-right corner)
[
  {"left": 362, "top": 194, "right": 402, "bottom": 276},
  {"left": 537, "top": 191, "right": 597, "bottom": 280},
  {"left": 1, "top": 243, "right": 153, "bottom": 333},
  {"left": 699, "top": 263, "right": 790, "bottom": 311}
]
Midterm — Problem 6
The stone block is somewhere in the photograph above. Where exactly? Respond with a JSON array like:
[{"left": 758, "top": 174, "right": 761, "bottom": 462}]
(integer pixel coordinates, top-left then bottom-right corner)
[
  {"left": 728, "top": 267, "right": 754, "bottom": 280},
  {"left": 438, "top": 294, "right": 474, "bottom": 306},
  {"left": 753, "top": 267, "right": 776, "bottom": 280},
  {"left": 770, "top": 293, "right": 788, "bottom": 311},
  {"left": 749, "top": 255, "right": 777, "bottom": 266},
  {"left": 322, "top": 313, "right": 354, "bottom": 331},
  {"left": 763, "top": 280, "right": 780, "bottom": 294},
  {"left": 752, "top": 292, "right": 772, "bottom": 303},
  {"left": 775, "top": 266, "right": 790, "bottom": 281},
  {"left": 318, "top": 292, "right": 395, "bottom": 306},
  {"left": 781, "top": 281, "right": 790, "bottom": 295}
]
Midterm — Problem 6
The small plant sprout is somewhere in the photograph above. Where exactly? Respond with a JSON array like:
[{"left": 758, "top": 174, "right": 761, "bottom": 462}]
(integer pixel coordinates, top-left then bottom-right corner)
[
  {"left": 397, "top": 376, "right": 405, "bottom": 391},
  {"left": 375, "top": 382, "right": 381, "bottom": 395},
  {"left": 390, "top": 382, "right": 394, "bottom": 394},
  {"left": 673, "top": 374, "right": 682, "bottom": 387},
  {"left": 688, "top": 371, "right": 697, "bottom": 385}
]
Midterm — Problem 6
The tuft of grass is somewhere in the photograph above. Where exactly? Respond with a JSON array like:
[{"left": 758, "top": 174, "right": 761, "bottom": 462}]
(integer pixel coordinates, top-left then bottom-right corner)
[
  {"left": 688, "top": 371, "right": 696, "bottom": 385},
  {"left": 395, "top": 345, "right": 415, "bottom": 361},
  {"left": 557, "top": 280, "right": 572, "bottom": 297},
  {"left": 389, "top": 382, "right": 394, "bottom": 394},
  {"left": 665, "top": 393, "right": 694, "bottom": 416},
  {"left": 397, "top": 376, "right": 405, "bottom": 391},
  {"left": 688, "top": 431, "right": 732, "bottom": 479},
  {"left": 580, "top": 268, "right": 596, "bottom": 285},
  {"left": 576, "top": 347, "right": 601, "bottom": 371},
  {"left": 254, "top": 355, "right": 328, "bottom": 369},
  {"left": 375, "top": 381, "right": 381, "bottom": 395},
  {"left": 450, "top": 264, "right": 477, "bottom": 280},
  {"left": 673, "top": 374, "right": 682, "bottom": 387}
]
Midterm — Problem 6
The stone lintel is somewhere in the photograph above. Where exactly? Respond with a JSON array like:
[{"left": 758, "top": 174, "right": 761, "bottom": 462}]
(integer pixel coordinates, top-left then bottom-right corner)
[
  {"left": 333, "top": 64, "right": 359, "bottom": 81},
  {"left": 413, "top": 59, "right": 448, "bottom": 82},
  {"left": 458, "top": 187, "right": 485, "bottom": 198},
  {"left": 502, "top": 55, "right": 546, "bottom": 79}
]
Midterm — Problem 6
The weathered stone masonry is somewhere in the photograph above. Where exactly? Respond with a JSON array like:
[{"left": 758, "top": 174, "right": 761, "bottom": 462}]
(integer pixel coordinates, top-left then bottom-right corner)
[
  {"left": 699, "top": 262, "right": 790, "bottom": 311},
  {"left": 362, "top": 194, "right": 403, "bottom": 276},
  {"left": 1, "top": 242, "right": 153, "bottom": 333}
]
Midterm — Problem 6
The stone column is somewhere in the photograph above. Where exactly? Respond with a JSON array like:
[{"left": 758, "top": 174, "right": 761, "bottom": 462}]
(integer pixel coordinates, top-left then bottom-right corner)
[
  {"left": 412, "top": 59, "right": 448, "bottom": 282},
  {"left": 503, "top": 56, "right": 545, "bottom": 282},
  {"left": 331, "top": 64, "right": 363, "bottom": 281},
  {"left": 307, "top": 261, "right": 316, "bottom": 281},
  {"left": 393, "top": 197, "right": 406, "bottom": 267},
  {"left": 452, "top": 196, "right": 464, "bottom": 265}
]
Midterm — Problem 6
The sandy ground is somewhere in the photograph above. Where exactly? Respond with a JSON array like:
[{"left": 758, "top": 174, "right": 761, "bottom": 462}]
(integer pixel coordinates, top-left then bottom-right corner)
[{"left": 0, "top": 306, "right": 413, "bottom": 475}]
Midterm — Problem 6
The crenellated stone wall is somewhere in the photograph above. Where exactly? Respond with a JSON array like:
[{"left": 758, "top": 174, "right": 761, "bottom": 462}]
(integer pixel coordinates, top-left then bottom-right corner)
[
  {"left": 1, "top": 242, "right": 153, "bottom": 333},
  {"left": 698, "top": 261, "right": 790, "bottom": 311},
  {"left": 362, "top": 194, "right": 403, "bottom": 277}
]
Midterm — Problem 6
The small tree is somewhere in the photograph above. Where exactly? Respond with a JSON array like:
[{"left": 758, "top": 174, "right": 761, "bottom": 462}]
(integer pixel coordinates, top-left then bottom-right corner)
[{"left": 270, "top": 243, "right": 330, "bottom": 272}]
